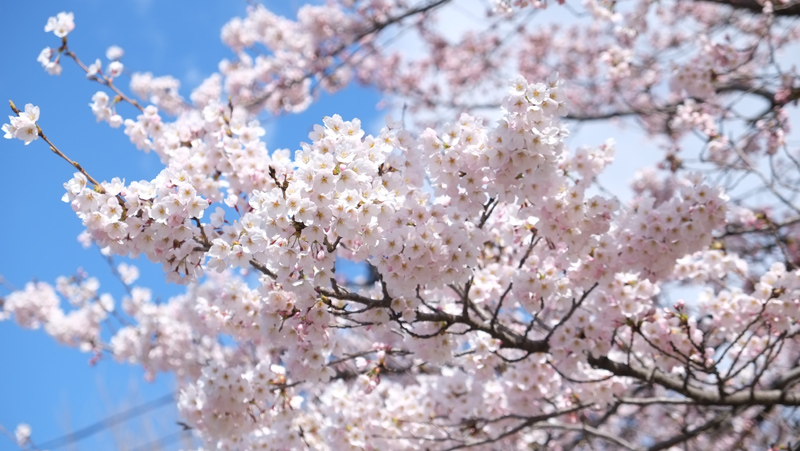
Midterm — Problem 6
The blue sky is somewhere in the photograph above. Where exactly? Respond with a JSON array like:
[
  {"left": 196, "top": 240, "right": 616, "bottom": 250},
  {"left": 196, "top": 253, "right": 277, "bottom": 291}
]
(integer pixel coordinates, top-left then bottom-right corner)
[{"left": 0, "top": 2, "right": 380, "bottom": 450}]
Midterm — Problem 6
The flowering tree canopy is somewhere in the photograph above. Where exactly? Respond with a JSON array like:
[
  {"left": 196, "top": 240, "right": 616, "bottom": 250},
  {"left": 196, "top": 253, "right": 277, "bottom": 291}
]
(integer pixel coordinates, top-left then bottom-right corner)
[{"left": 3, "top": 0, "right": 800, "bottom": 449}]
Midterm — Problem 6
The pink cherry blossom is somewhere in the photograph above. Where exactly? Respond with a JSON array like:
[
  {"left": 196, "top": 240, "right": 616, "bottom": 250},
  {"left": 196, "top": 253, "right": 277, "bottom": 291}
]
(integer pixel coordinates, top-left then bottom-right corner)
[{"left": 3, "top": 3, "right": 800, "bottom": 450}]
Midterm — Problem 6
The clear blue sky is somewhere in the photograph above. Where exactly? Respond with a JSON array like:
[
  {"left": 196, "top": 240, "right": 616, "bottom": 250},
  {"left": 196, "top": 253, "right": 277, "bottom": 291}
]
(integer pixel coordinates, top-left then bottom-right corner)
[{"left": 0, "top": 1, "right": 380, "bottom": 450}]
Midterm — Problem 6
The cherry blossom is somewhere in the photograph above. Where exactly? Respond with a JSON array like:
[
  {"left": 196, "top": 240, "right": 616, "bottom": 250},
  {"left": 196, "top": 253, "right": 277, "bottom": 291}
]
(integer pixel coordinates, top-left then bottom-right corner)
[
  {"left": 2, "top": 103, "right": 40, "bottom": 145},
  {"left": 44, "top": 11, "right": 74, "bottom": 38},
  {"left": 3, "top": 3, "right": 800, "bottom": 450}
]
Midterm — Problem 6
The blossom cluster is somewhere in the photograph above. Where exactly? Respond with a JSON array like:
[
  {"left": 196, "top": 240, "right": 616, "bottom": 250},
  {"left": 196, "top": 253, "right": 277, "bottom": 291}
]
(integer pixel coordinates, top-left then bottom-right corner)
[
  {"left": 2, "top": 275, "right": 110, "bottom": 353},
  {"left": 3, "top": 4, "right": 800, "bottom": 450},
  {"left": 2, "top": 104, "right": 40, "bottom": 145},
  {"left": 4, "top": 68, "right": 742, "bottom": 448},
  {"left": 44, "top": 11, "right": 74, "bottom": 38}
]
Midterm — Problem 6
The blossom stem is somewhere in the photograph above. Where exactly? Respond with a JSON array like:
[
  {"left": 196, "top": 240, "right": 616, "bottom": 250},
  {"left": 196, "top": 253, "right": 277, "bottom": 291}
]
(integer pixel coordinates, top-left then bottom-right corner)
[
  {"left": 62, "top": 49, "right": 144, "bottom": 113},
  {"left": 8, "top": 100, "right": 106, "bottom": 193}
]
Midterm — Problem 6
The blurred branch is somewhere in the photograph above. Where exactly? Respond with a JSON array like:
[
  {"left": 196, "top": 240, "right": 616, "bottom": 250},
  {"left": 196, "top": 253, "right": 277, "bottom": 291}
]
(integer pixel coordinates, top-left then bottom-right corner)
[{"left": 699, "top": 0, "right": 800, "bottom": 16}]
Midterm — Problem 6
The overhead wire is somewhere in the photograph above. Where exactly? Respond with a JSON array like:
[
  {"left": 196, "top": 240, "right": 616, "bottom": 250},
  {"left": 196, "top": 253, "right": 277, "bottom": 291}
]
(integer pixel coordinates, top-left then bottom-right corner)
[
  {"left": 128, "top": 429, "right": 193, "bottom": 451},
  {"left": 34, "top": 393, "right": 176, "bottom": 450}
]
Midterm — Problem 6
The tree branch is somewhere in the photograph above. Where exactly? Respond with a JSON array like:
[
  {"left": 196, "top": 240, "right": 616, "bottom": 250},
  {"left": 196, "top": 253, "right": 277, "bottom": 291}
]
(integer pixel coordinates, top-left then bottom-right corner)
[
  {"left": 698, "top": 0, "right": 800, "bottom": 16},
  {"left": 588, "top": 355, "right": 800, "bottom": 406}
]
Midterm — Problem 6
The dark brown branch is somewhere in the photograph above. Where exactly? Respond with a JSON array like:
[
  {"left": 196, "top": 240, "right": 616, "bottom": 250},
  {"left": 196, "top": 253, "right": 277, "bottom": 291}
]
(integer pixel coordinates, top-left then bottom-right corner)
[
  {"left": 588, "top": 355, "right": 800, "bottom": 406},
  {"left": 442, "top": 406, "right": 589, "bottom": 451},
  {"left": 249, "top": 259, "right": 277, "bottom": 279},
  {"left": 772, "top": 366, "right": 800, "bottom": 390},
  {"left": 534, "top": 422, "right": 643, "bottom": 451},
  {"left": 647, "top": 411, "right": 731, "bottom": 451},
  {"left": 698, "top": 0, "right": 800, "bottom": 17}
]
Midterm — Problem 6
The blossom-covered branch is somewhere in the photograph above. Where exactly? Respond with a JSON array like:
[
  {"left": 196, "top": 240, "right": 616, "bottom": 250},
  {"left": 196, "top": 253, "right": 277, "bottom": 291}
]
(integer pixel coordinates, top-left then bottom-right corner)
[{"left": 2, "top": 3, "right": 800, "bottom": 450}]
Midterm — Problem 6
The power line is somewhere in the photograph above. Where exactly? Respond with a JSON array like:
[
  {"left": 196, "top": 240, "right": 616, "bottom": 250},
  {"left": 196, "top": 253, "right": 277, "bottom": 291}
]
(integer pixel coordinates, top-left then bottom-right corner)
[
  {"left": 35, "top": 393, "right": 176, "bottom": 450},
  {"left": 129, "top": 429, "right": 192, "bottom": 451}
]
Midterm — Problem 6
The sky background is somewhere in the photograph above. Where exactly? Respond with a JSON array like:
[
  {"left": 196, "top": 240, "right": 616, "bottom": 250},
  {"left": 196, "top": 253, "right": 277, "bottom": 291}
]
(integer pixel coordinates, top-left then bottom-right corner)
[{"left": 0, "top": 1, "right": 691, "bottom": 451}]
